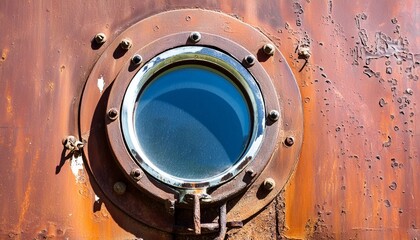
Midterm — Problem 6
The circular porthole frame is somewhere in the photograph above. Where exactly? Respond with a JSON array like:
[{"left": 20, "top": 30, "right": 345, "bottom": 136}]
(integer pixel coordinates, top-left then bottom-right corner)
[
  {"left": 79, "top": 9, "right": 303, "bottom": 234},
  {"left": 120, "top": 45, "right": 266, "bottom": 188},
  {"left": 106, "top": 32, "right": 279, "bottom": 202}
]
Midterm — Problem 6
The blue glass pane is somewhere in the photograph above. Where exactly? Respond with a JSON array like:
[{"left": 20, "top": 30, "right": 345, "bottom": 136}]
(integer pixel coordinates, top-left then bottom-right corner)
[{"left": 134, "top": 65, "right": 252, "bottom": 180}]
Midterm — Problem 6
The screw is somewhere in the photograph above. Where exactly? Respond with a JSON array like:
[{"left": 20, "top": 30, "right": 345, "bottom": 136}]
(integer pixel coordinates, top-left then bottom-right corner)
[
  {"left": 113, "top": 182, "right": 127, "bottom": 195},
  {"left": 131, "top": 54, "right": 143, "bottom": 65},
  {"left": 189, "top": 31, "right": 201, "bottom": 43},
  {"left": 262, "top": 43, "right": 275, "bottom": 56},
  {"left": 243, "top": 55, "right": 256, "bottom": 67},
  {"left": 131, "top": 168, "right": 143, "bottom": 180},
  {"left": 107, "top": 108, "right": 119, "bottom": 121},
  {"left": 285, "top": 137, "right": 294, "bottom": 147},
  {"left": 120, "top": 38, "right": 132, "bottom": 50},
  {"left": 268, "top": 110, "right": 279, "bottom": 121},
  {"left": 263, "top": 178, "right": 275, "bottom": 191},
  {"left": 94, "top": 33, "right": 107, "bottom": 44}
]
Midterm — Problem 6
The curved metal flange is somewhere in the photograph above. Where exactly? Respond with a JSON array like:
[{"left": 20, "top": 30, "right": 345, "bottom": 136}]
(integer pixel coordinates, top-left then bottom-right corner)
[{"left": 79, "top": 9, "right": 303, "bottom": 233}]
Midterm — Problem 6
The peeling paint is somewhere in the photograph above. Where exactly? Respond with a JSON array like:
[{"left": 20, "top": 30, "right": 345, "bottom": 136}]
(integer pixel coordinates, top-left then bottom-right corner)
[
  {"left": 70, "top": 154, "right": 84, "bottom": 183},
  {"left": 97, "top": 76, "right": 105, "bottom": 94}
]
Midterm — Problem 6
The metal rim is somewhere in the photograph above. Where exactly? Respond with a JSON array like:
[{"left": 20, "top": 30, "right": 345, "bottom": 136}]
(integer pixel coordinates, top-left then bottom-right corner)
[
  {"left": 79, "top": 9, "right": 303, "bottom": 232},
  {"left": 121, "top": 46, "right": 265, "bottom": 188}
]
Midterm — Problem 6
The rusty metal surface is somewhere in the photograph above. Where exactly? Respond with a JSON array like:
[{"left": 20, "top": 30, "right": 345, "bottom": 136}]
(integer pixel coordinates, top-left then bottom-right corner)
[{"left": 0, "top": 0, "right": 418, "bottom": 239}]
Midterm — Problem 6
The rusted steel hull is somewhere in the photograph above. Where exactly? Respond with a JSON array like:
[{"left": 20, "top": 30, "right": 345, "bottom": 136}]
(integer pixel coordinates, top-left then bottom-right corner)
[{"left": 0, "top": 1, "right": 418, "bottom": 239}]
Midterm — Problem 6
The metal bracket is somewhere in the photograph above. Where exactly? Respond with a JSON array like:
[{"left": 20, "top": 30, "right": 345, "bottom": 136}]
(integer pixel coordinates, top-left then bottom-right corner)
[
  {"left": 62, "top": 135, "right": 85, "bottom": 156},
  {"left": 183, "top": 193, "right": 228, "bottom": 239}
]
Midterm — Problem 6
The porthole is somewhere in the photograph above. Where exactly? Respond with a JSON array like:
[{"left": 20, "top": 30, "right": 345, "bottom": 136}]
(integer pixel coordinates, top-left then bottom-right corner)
[
  {"left": 79, "top": 9, "right": 303, "bottom": 236},
  {"left": 121, "top": 46, "right": 265, "bottom": 188}
]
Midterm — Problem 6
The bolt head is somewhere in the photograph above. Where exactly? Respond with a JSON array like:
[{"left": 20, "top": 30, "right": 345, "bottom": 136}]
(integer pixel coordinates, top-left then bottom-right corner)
[
  {"left": 189, "top": 31, "right": 201, "bottom": 43},
  {"left": 94, "top": 33, "right": 107, "bottom": 44},
  {"left": 268, "top": 110, "right": 279, "bottom": 121},
  {"left": 131, "top": 54, "right": 143, "bottom": 65},
  {"left": 246, "top": 168, "right": 256, "bottom": 178},
  {"left": 120, "top": 38, "right": 132, "bottom": 50},
  {"left": 107, "top": 108, "right": 119, "bottom": 121},
  {"left": 263, "top": 178, "right": 275, "bottom": 191},
  {"left": 285, "top": 137, "right": 295, "bottom": 147},
  {"left": 131, "top": 168, "right": 143, "bottom": 180},
  {"left": 263, "top": 43, "right": 275, "bottom": 56},
  {"left": 243, "top": 55, "right": 256, "bottom": 67},
  {"left": 113, "top": 182, "right": 127, "bottom": 195}
]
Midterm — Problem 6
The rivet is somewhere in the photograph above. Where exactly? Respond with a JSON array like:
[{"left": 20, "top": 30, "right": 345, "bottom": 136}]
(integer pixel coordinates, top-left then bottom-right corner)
[
  {"left": 189, "top": 31, "right": 201, "bottom": 43},
  {"left": 107, "top": 108, "right": 119, "bottom": 121},
  {"left": 113, "top": 182, "right": 127, "bottom": 195},
  {"left": 262, "top": 43, "right": 275, "bottom": 56},
  {"left": 243, "top": 55, "right": 256, "bottom": 67},
  {"left": 120, "top": 38, "right": 132, "bottom": 50},
  {"left": 131, "top": 54, "right": 143, "bottom": 65},
  {"left": 94, "top": 33, "right": 107, "bottom": 44},
  {"left": 131, "top": 168, "right": 143, "bottom": 180},
  {"left": 268, "top": 110, "right": 279, "bottom": 121},
  {"left": 285, "top": 137, "right": 295, "bottom": 147},
  {"left": 263, "top": 178, "right": 275, "bottom": 191}
]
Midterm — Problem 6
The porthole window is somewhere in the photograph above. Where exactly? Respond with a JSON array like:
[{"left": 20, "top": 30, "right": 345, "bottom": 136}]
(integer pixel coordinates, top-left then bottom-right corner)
[
  {"left": 79, "top": 9, "right": 303, "bottom": 237},
  {"left": 121, "top": 46, "right": 265, "bottom": 187}
]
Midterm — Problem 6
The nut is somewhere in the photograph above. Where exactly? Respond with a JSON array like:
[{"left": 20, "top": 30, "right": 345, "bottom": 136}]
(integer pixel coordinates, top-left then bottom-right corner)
[
  {"left": 120, "top": 38, "right": 132, "bottom": 50},
  {"left": 107, "top": 108, "right": 119, "bottom": 121},
  {"left": 131, "top": 54, "right": 143, "bottom": 65},
  {"left": 285, "top": 137, "right": 294, "bottom": 147},
  {"left": 189, "top": 31, "right": 201, "bottom": 43},
  {"left": 243, "top": 55, "right": 256, "bottom": 67},
  {"left": 262, "top": 43, "right": 275, "bottom": 56},
  {"left": 94, "top": 33, "right": 107, "bottom": 44},
  {"left": 131, "top": 168, "right": 143, "bottom": 180},
  {"left": 268, "top": 110, "right": 279, "bottom": 121},
  {"left": 263, "top": 178, "right": 275, "bottom": 191}
]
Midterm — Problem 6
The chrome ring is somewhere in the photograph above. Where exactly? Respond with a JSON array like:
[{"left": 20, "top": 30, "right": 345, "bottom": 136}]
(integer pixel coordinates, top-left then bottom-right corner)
[{"left": 121, "top": 46, "right": 265, "bottom": 188}]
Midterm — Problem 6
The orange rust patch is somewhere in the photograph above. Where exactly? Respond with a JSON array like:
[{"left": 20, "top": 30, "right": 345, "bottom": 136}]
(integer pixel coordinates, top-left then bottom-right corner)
[
  {"left": 6, "top": 95, "right": 13, "bottom": 115},
  {"left": 1, "top": 48, "right": 9, "bottom": 63}
]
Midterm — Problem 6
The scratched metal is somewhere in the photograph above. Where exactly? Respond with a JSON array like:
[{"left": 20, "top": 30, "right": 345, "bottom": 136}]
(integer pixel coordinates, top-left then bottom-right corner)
[{"left": 0, "top": 1, "right": 418, "bottom": 240}]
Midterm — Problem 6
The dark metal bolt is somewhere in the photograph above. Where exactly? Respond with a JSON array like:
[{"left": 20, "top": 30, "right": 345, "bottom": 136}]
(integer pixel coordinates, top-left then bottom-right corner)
[
  {"left": 94, "top": 33, "right": 107, "bottom": 44},
  {"left": 246, "top": 168, "right": 256, "bottom": 178},
  {"left": 262, "top": 43, "right": 275, "bottom": 56},
  {"left": 131, "top": 168, "right": 143, "bottom": 180},
  {"left": 189, "top": 31, "right": 201, "bottom": 43},
  {"left": 107, "top": 108, "right": 119, "bottom": 121},
  {"left": 263, "top": 178, "right": 275, "bottom": 191},
  {"left": 243, "top": 55, "right": 256, "bottom": 67},
  {"left": 113, "top": 182, "right": 127, "bottom": 195},
  {"left": 268, "top": 110, "right": 279, "bottom": 121},
  {"left": 285, "top": 137, "right": 295, "bottom": 147},
  {"left": 120, "top": 38, "right": 132, "bottom": 50},
  {"left": 131, "top": 54, "right": 143, "bottom": 65}
]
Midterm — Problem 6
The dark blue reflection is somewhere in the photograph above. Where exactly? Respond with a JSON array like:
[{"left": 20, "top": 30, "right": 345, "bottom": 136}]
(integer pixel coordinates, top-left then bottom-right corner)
[{"left": 134, "top": 65, "right": 251, "bottom": 180}]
